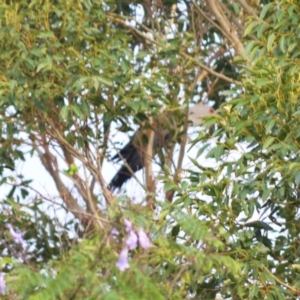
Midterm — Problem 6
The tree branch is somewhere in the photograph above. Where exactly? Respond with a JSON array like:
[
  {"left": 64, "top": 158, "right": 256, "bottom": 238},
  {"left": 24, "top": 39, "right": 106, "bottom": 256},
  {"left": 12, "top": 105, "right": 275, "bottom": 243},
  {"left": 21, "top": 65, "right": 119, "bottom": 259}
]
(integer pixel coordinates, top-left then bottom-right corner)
[
  {"left": 144, "top": 123, "right": 155, "bottom": 208},
  {"left": 108, "top": 14, "right": 241, "bottom": 86},
  {"left": 33, "top": 137, "right": 87, "bottom": 223},
  {"left": 237, "top": 0, "right": 258, "bottom": 16},
  {"left": 204, "top": 0, "right": 245, "bottom": 56}
]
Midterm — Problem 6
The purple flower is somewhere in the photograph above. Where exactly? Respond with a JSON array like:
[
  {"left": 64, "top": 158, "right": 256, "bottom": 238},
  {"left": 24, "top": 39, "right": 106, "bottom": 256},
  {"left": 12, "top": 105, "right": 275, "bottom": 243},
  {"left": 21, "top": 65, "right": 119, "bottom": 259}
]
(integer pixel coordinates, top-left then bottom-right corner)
[
  {"left": 124, "top": 218, "right": 132, "bottom": 233},
  {"left": 6, "top": 224, "right": 24, "bottom": 245},
  {"left": 126, "top": 230, "right": 138, "bottom": 250},
  {"left": 111, "top": 228, "right": 119, "bottom": 236},
  {"left": 137, "top": 228, "right": 152, "bottom": 249},
  {"left": 116, "top": 247, "right": 130, "bottom": 272},
  {"left": 0, "top": 273, "right": 6, "bottom": 295}
]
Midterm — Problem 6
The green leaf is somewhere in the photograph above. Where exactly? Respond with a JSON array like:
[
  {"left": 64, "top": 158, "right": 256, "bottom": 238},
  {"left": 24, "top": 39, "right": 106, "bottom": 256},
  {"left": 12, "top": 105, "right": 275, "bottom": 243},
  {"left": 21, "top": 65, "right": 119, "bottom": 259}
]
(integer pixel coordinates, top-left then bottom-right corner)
[
  {"left": 263, "top": 136, "right": 275, "bottom": 149},
  {"left": 71, "top": 105, "right": 84, "bottom": 119},
  {"left": 244, "top": 21, "right": 259, "bottom": 37},
  {"left": 98, "top": 76, "right": 113, "bottom": 87},
  {"left": 81, "top": 100, "right": 91, "bottom": 117},
  {"left": 171, "top": 224, "right": 180, "bottom": 238},
  {"left": 267, "top": 33, "right": 275, "bottom": 52},
  {"left": 60, "top": 106, "right": 69, "bottom": 119},
  {"left": 260, "top": 3, "right": 274, "bottom": 19},
  {"left": 164, "top": 182, "right": 177, "bottom": 192},
  {"left": 249, "top": 284, "right": 258, "bottom": 299},
  {"left": 279, "top": 36, "right": 286, "bottom": 53},
  {"left": 295, "top": 172, "right": 300, "bottom": 186},
  {"left": 256, "top": 78, "right": 273, "bottom": 87},
  {"left": 265, "top": 118, "right": 275, "bottom": 134},
  {"left": 36, "top": 56, "right": 53, "bottom": 73},
  {"left": 181, "top": 180, "right": 188, "bottom": 191},
  {"left": 37, "top": 31, "right": 55, "bottom": 39}
]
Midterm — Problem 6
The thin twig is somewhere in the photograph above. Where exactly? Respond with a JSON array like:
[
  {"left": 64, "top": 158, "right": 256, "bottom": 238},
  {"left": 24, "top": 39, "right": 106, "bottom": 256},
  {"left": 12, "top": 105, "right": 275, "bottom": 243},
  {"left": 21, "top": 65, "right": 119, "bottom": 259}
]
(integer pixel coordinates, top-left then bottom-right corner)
[
  {"left": 144, "top": 120, "right": 155, "bottom": 208},
  {"left": 262, "top": 266, "right": 300, "bottom": 296}
]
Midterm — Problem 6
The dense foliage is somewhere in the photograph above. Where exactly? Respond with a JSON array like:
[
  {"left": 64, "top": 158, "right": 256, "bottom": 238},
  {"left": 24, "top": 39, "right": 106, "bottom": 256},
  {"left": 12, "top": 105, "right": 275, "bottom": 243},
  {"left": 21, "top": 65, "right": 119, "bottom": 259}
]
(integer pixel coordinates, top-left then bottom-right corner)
[{"left": 0, "top": 0, "right": 300, "bottom": 299}]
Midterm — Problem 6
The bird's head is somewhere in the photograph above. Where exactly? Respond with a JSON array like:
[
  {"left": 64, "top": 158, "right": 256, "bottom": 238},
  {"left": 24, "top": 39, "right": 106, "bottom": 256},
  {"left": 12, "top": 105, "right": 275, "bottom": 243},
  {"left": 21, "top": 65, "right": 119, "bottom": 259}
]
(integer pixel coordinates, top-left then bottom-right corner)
[{"left": 188, "top": 102, "right": 215, "bottom": 126}]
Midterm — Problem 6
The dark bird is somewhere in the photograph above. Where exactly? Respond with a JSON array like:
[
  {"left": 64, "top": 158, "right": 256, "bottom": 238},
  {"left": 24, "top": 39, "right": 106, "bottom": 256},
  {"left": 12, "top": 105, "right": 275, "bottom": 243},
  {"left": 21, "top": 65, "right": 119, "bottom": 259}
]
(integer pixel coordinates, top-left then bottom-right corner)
[{"left": 109, "top": 103, "right": 215, "bottom": 190}]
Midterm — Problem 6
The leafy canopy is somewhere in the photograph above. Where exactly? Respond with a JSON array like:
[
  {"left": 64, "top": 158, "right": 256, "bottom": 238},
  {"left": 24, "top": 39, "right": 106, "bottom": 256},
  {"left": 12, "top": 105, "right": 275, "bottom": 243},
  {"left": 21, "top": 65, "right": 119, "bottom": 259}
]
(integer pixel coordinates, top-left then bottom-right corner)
[{"left": 0, "top": 0, "right": 300, "bottom": 299}]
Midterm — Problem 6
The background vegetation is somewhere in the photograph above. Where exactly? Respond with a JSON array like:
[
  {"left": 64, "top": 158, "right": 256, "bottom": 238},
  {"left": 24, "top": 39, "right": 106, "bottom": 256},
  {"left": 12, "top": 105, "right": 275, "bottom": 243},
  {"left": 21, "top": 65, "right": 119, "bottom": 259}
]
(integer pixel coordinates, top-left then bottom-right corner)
[{"left": 0, "top": 0, "right": 299, "bottom": 299}]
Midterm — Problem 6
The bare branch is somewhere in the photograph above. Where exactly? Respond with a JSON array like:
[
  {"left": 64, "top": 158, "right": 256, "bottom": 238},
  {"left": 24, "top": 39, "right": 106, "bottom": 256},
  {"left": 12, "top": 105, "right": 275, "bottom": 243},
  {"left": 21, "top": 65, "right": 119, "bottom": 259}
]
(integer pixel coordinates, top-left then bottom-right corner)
[
  {"left": 33, "top": 138, "right": 86, "bottom": 223},
  {"left": 204, "top": 0, "right": 245, "bottom": 56},
  {"left": 237, "top": 0, "right": 259, "bottom": 16},
  {"left": 144, "top": 122, "right": 155, "bottom": 208}
]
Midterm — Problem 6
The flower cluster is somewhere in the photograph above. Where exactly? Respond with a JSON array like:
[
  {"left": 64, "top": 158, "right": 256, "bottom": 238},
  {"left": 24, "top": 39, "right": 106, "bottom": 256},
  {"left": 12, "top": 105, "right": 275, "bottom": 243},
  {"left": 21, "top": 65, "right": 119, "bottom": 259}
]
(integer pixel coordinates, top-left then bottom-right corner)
[
  {"left": 115, "top": 219, "right": 152, "bottom": 272},
  {"left": 6, "top": 224, "right": 24, "bottom": 245},
  {"left": 0, "top": 273, "right": 5, "bottom": 295}
]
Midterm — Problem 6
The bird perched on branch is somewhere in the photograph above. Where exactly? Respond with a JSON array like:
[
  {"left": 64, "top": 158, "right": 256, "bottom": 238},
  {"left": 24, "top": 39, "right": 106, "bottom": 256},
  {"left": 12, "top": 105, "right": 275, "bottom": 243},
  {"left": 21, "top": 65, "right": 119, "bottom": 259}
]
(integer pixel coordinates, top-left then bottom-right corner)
[{"left": 109, "top": 102, "right": 215, "bottom": 190}]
